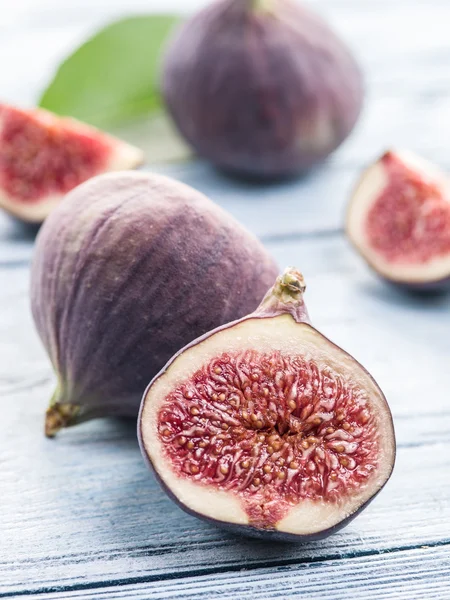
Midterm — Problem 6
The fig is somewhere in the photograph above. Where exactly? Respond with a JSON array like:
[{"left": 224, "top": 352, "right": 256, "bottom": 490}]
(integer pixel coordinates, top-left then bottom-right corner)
[
  {"left": 30, "top": 171, "right": 278, "bottom": 437},
  {"left": 162, "top": 0, "right": 364, "bottom": 179},
  {"left": 347, "top": 150, "right": 450, "bottom": 289},
  {"left": 138, "top": 269, "right": 395, "bottom": 541},
  {"left": 0, "top": 103, "right": 144, "bottom": 223}
]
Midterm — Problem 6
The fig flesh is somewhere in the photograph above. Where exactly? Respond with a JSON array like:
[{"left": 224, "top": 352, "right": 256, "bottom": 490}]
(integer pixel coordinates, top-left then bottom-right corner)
[
  {"left": 139, "top": 269, "right": 395, "bottom": 541},
  {"left": 30, "top": 171, "right": 278, "bottom": 437},
  {"left": 347, "top": 150, "right": 450, "bottom": 289},
  {"left": 162, "top": 0, "right": 364, "bottom": 179},
  {"left": 0, "top": 104, "right": 144, "bottom": 222}
]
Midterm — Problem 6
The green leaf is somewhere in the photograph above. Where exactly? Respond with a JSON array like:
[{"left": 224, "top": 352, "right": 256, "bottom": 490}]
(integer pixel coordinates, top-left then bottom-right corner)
[{"left": 39, "top": 15, "right": 179, "bottom": 128}]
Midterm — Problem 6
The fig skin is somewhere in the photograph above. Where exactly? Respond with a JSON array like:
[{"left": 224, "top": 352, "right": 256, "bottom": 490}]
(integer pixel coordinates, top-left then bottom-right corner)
[
  {"left": 30, "top": 171, "right": 278, "bottom": 436},
  {"left": 0, "top": 103, "right": 144, "bottom": 223},
  {"left": 138, "top": 269, "right": 396, "bottom": 542},
  {"left": 162, "top": 0, "right": 364, "bottom": 179},
  {"left": 346, "top": 150, "right": 450, "bottom": 291}
]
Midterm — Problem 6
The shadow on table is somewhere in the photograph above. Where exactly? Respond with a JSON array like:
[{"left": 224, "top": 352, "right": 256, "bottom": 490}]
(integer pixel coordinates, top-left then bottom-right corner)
[
  {"left": 0, "top": 213, "right": 38, "bottom": 267},
  {"left": 0, "top": 212, "right": 40, "bottom": 240},
  {"left": 361, "top": 278, "right": 450, "bottom": 308}
]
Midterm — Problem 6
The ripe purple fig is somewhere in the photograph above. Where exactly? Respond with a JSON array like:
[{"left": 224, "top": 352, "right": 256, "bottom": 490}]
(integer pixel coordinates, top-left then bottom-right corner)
[
  {"left": 162, "top": 0, "right": 364, "bottom": 179},
  {"left": 30, "top": 171, "right": 278, "bottom": 437},
  {"left": 347, "top": 150, "right": 450, "bottom": 290},
  {"left": 139, "top": 269, "right": 395, "bottom": 541},
  {"left": 0, "top": 103, "right": 143, "bottom": 223}
]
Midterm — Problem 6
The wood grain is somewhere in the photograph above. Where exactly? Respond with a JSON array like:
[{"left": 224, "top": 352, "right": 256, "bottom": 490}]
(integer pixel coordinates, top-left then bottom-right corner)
[
  {"left": 1, "top": 236, "right": 449, "bottom": 596},
  {"left": 21, "top": 546, "right": 450, "bottom": 599},
  {"left": 1, "top": 398, "right": 450, "bottom": 595}
]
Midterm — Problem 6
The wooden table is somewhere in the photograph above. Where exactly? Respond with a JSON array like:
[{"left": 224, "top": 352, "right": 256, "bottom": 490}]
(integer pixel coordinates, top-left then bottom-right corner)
[{"left": 1, "top": 1, "right": 450, "bottom": 598}]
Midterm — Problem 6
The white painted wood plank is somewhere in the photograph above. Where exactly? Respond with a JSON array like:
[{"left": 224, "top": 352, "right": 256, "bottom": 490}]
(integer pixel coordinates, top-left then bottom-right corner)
[
  {"left": 0, "top": 235, "right": 449, "bottom": 594},
  {"left": 1, "top": 405, "right": 449, "bottom": 595},
  {"left": 23, "top": 546, "right": 450, "bottom": 600}
]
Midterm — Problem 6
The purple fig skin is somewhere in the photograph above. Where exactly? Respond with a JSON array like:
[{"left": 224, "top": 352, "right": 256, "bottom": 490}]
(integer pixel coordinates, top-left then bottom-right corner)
[
  {"left": 30, "top": 171, "right": 278, "bottom": 436},
  {"left": 138, "top": 269, "right": 396, "bottom": 542},
  {"left": 162, "top": 0, "right": 364, "bottom": 179}
]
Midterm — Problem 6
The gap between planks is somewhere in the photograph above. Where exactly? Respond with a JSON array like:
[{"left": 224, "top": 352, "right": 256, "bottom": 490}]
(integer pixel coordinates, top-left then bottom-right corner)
[{"left": 2, "top": 539, "right": 450, "bottom": 599}]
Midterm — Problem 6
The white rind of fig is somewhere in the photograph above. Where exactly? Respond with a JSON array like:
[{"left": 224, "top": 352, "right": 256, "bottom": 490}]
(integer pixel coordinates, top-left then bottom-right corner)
[
  {"left": 138, "top": 269, "right": 396, "bottom": 541},
  {"left": 0, "top": 104, "right": 144, "bottom": 223},
  {"left": 346, "top": 150, "right": 450, "bottom": 287}
]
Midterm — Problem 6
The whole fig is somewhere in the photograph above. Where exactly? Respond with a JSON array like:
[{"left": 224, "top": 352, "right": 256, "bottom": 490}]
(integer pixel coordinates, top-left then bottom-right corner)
[
  {"left": 30, "top": 171, "right": 278, "bottom": 436},
  {"left": 162, "top": 0, "right": 364, "bottom": 179}
]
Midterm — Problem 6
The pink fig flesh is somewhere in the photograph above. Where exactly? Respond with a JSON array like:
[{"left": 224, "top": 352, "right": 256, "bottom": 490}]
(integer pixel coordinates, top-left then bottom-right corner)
[
  {"left": 139, "top": 269, "right": 395, "bottom": 540},
  {"left": 347, "top": 150, "right": 450, "bottom": 289},
  {"left": 0, "top": 104, "right": 144, "bottom": 222}
]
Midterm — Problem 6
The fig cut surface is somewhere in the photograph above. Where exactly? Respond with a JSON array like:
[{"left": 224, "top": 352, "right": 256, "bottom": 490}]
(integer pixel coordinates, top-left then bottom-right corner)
[
  {"left": 0, "top": 103, "right": 144, "bottom": 222},
  {"left": 347, "top": 150, "right": 450, "bottom": 287},
  {"left": 139, "top": 270, "right": 395, "bottom": 541}
]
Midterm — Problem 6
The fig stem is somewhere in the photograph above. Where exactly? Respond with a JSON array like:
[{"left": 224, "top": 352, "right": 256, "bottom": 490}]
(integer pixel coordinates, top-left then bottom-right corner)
[
  {"left": 45, "top": 392, "right": 81, "bottom": 438},
  {"left": 278, "top": 268, "right": 307, "bottom": 296},
  {"left": 270, "top": 267, "right": 307, "bottom": 301},
  {"left": 255, "top": 267, "right": 311, "bottom": 324}
]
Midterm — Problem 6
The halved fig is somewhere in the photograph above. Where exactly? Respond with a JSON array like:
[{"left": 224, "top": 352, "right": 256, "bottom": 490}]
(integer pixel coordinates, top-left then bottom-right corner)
[
  {"left": 0, "top": 103, "right": 144, "bottom": 223},
  {"left": 138, "top": 269, "right": 395, "bottom": 541},
  {"left": 347, "top": 150, "right": 450, "bottom": 289}
]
